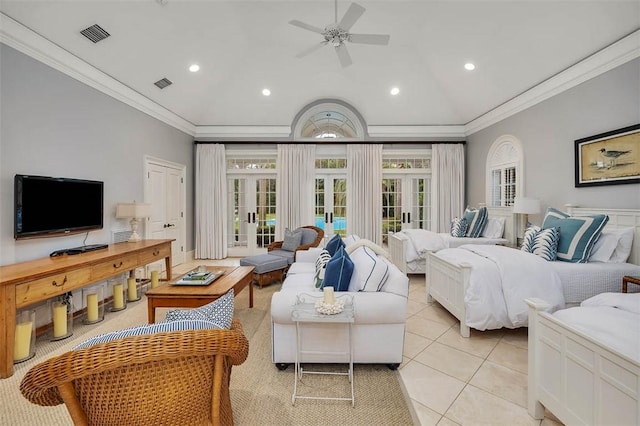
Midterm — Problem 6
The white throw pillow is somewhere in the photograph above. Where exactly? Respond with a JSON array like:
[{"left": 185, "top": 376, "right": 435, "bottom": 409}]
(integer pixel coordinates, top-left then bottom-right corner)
[
  {"left": 348, "top": 246, "right": 390, "bottom": 292},
  {"left": 481, "top": 217, "right": 506, "bottom": 239},
  {"left": 589, "top": 231, "right": 619, "bottom": 262},
  {"left": 610, "top": 227, "right": 634, "bottom": 263}
]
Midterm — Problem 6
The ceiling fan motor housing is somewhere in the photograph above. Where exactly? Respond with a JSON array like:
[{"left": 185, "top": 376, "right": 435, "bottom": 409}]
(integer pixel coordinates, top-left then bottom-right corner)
[{"left": 323, "top": 24, "right": 350, "bottom": 47}]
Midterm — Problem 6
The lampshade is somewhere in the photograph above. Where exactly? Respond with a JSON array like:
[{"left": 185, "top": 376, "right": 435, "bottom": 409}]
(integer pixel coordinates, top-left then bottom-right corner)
[
  {"left": 116, "top": 203, "right": 151, "bottom": 219},
  {"left": 512, "top": 197, "right": 541, "bottom": 214}
]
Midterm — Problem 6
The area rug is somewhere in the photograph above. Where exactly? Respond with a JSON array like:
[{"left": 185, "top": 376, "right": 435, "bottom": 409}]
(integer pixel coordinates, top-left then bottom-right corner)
[{"left": 0, "top": 283, "right": 414, "bottom": 425}]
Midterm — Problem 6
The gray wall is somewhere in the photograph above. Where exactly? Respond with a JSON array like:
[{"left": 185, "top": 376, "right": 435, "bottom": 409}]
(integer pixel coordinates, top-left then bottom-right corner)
[
  {"left": 1, "top": 45, "right": 194, "bottom": 265},
  {"left": 466, "top": 58, "right": 640, "bottom": 224}
]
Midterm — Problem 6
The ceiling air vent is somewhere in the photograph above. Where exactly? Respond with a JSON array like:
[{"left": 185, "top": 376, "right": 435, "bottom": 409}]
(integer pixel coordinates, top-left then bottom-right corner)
[
  {"left": 154, "top": 78, "right": 173, "bottom": 89},
  {"left": 80, "top": 24, "right": 110, "bottom": 43}
]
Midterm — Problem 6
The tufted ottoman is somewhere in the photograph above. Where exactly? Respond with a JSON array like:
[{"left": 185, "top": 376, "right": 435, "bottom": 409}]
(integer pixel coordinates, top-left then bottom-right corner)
[{"left": 239, "top": 253, "right": 289, "bottom": 288}]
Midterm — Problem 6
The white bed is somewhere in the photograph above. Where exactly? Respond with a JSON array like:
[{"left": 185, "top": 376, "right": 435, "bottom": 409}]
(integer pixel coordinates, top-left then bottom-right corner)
[
  {"left": 527, "top": 293, "right": 640, "bottom": 425},
  {"left": 389, "top": 206, "right": 514, "bottom": 274},
  {"left": 426, "top": 207, "right": 640, "bottom": 337}
]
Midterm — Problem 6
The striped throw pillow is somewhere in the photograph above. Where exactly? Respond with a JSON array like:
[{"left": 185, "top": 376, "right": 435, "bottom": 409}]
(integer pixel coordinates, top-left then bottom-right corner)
[
  {"left": 450, "top": 217, "right": 469, "bottom": 237},
  {"left": 541, "top": 208, "right": 609, "bottom": 263},
  {"left": 314, "top": 249, "right": 332, "bottom": 288},
  {"left": 462, "top": 206, "right": 488, "bottom": 237}
]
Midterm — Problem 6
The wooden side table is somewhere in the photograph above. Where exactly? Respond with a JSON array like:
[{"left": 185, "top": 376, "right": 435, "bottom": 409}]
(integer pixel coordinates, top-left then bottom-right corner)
[{"left": 622, "top": 276, "right": 640, "bottom": 293}]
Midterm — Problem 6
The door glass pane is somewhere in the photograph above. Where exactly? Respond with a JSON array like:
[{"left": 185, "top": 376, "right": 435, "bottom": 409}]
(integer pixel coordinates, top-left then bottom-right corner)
[
  {"left": 315, "top": 178, "right": 326, "bottom": 232},
  {"left": 333, "top": 178, "right": 347, "bottom": 237},
  {"left": 228, "top": 178, "right": 248, "bottom": 248},
  {"left": 255, "top": 178, "right": 276, "bottom": 248},
  {"left": 411, "top": 178, "right": 431, "bottom": 230},
  {"left": 382, "top": 178, "right": 402, "bottom": 244}
]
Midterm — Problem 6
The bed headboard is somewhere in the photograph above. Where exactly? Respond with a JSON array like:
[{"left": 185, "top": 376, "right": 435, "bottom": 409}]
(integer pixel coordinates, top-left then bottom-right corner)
[
  {"left": 485, "top": 206, "right": 516, "bottom": 247},
  {"left": 565, "top": 206, "right": 640, "bottom": 266}
]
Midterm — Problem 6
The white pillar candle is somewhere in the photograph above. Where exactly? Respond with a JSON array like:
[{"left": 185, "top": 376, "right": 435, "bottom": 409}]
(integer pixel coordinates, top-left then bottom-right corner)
[
  {"left": 86, "top": 293, "right": 99, "bottom": 322},
  {"left": 127, "top": 277, "right": 137, "bottom": 300},
  {"left": 113, "top": 283, "right": 124, "bottom": 309},
  {"left": 150, "top": 270, "right": 159, "bottom": 289},
  {"left": 52, "top": 302, "right": 67, "bottom": 338},
  {"left": 14, "top": 321, "right": 33, "bottom": 361},
  {"left": 323, "top": 286, "right": 335, "bottom": 305}
]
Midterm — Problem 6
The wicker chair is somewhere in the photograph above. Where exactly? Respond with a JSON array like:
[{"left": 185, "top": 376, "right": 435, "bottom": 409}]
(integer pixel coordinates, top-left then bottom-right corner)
[
  {"left": 267, "top": 225, "right": 324, "bottom": 260},
  {"left": 20, "top": 319, "right": 249, "bottom": 426}
]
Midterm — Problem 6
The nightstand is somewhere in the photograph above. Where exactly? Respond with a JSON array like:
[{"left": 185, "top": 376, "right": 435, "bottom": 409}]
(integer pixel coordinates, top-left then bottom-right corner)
[{"left": 622, "top": 276, "right": 640, "bottom": 293}]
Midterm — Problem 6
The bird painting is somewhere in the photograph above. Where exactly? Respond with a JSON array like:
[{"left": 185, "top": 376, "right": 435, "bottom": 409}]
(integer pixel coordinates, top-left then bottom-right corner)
[{"left": 600, "top": 148, "right": 631, "bottom": 168}]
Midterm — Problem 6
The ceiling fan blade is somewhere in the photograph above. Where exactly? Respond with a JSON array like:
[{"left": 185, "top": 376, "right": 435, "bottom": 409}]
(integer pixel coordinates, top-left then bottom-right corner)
[
  {"left": 289, "top": 20, "right": 325, "bottom": 34},
  {"left": 295, "top": 42, "right": 327, "bottom": 58},
  {"left": 338, "top": 3, "right": 365, "bottom": 31},
  {"left": 335, "top": 44, "right": 353, "bottom": 68},
  {"left": 349, "top": 33, "right": 390, "bottom": 45}
]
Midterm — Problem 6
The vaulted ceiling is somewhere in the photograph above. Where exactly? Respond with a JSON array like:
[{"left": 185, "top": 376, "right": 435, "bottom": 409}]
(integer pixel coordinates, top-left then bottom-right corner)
[{"left": 1, "top": 1, "right": 638, "bottom": 138}]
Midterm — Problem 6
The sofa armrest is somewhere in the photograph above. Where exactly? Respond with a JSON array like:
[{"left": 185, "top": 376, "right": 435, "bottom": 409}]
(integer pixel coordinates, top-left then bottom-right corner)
[{"left": 294, "top": 247, "right": 323, "bottom": 263}]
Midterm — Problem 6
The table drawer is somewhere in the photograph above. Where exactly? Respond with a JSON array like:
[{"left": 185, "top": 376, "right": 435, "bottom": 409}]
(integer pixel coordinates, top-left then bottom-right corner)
[
  {"left": 138, "top": 244, "right": 170, "bottom": 265},
  {"left": 91, "top": 256, "right": 137, "bottom": 281},
  {"left": 16, "top": 269, "right": 91, "bottom": 308}
]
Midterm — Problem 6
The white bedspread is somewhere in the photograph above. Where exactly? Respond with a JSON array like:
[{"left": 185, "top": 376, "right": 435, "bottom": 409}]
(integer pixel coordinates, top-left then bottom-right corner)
[
  {"left": 436, "top": 245, "right": 565, "bottom": 330},
  {"left": 553, "top": 293, "right": 640, "bottom": 362},
  {"left": 399, "top": 229, "right": 507, "bottom": 263}
]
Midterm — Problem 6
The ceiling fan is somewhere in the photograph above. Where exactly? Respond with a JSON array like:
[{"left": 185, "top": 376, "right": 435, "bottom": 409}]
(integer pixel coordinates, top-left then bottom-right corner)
[{"left": 289, "top": 1, "right": 390, "bottom": 68}]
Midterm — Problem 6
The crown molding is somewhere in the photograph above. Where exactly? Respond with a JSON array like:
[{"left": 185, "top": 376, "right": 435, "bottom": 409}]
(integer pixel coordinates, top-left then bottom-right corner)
[
  {"left": 367, "top": 125, "right": 466, "bottom": 138},
  {"left": 195, "top": 125, "right": 292, "bottom": 139},
  {"left": 465, "top": 29, "right": 640, "bottom": 136},
  {"left": 0, "top": 13, "right": 196, "bottom": 136}
]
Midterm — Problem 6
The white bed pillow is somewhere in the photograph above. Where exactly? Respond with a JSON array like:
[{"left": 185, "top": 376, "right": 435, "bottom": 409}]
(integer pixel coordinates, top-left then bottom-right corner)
[
  {"left": 610, "top": 227, "right": 634, "bottom": 263},
  {"left": 481, "top": 217, "right": 505, "bottom": 239}
]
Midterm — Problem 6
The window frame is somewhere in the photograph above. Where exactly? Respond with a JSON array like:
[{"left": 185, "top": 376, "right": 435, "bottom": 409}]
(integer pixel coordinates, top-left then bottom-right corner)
[{"left": 486, "top": 135, "right": 524, "bottom": 207}]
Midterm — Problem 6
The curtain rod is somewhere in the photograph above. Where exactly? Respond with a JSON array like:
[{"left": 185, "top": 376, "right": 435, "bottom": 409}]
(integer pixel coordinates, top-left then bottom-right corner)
[{"left": 194, "top": 140, "right": 466, "bottom": 145}]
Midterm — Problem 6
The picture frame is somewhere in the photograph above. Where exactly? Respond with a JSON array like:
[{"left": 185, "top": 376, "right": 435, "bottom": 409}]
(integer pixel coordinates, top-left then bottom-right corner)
[{"left": 574, "top": 123, "right": 640, "bottom": 187}]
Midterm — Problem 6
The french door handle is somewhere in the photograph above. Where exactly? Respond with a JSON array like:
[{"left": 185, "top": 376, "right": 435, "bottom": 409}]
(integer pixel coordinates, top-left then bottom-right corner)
[
  {"left": 324, "top": 212, "right": 329, "bottom": 223},
  {"left": 329, "top": 212, "right": 333, "bottom": 223},
  {"left": 407, "top": 212, "right": 411, "bottom": 223},
  {"left": 247, "top": 213, "right": 251, "bottom": 223},
  {"left": 252, "top": 212, "right": 256, "bottom": 223},
  {"left": 402, "top": 212, "right": 406, "bottom": 223}
]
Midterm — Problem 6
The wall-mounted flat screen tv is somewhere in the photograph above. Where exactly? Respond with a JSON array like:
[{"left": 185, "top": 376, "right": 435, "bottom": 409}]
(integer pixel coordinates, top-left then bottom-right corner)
[{"left": 14, "top": 174, "right": 104, "bottom": 239}]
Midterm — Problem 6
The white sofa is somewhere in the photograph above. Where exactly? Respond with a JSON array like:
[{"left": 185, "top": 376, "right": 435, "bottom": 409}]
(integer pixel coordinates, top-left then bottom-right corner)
[{"left": 270, "top": 245, "right": 409, "bottom": 369}]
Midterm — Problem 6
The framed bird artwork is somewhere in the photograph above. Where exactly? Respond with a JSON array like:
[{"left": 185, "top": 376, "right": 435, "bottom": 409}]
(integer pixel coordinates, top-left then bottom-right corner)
[{"left": 575, "top": 123, "right": 640, "bottom": 187}]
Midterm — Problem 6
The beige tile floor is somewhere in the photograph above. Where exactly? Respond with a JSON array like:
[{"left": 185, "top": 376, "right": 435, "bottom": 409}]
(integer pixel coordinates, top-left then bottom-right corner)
[{"left": 180, "top": 258, "right": 563, "bottom": 426}]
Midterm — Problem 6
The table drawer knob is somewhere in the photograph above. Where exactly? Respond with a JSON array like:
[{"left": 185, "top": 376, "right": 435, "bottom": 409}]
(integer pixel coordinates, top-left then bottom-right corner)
[
  {"left": 113, "top": 261, "right": 123, "bottom": 269},
  {"left": 153, "top": 250, "right": 160, "bottom": 256},
  {"left": 52, "top": 276, "right": 68, "bottom": 287}
]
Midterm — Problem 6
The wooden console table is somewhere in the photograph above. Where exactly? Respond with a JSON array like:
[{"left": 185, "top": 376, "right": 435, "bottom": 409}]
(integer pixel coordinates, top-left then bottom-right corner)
[{"left": 0, "top": 239, "right": 173, "bottom": 378}]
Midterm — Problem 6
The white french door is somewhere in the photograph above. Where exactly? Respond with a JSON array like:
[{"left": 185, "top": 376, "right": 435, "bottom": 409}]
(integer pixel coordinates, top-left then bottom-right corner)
[
  {"left": 227, "top": 175, "right": 276, "bottom": 257},
  {"left": 382, "top": 175, "right": 431, "bottom": 244},
  {"left": 315, "top": 175, "right": 347, "bottom": 238},
  {"left": 145, "top": 157, "right": 186, "bottom": 270}
]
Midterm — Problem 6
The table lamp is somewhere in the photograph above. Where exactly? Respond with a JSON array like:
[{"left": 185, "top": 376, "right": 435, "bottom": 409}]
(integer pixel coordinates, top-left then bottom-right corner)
[
  {"left": 513, "top": 196, "right": 541, "bottom": 245},
  {"left": 116, "top": 202, "right": 151, "bottom": 242}
]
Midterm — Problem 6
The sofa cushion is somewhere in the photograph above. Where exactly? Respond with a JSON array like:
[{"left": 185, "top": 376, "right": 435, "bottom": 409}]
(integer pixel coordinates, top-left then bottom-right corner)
[
  {"left": 348, "top": 246, "right": 390, "bottom": 292},
  {"left": 380, "top": 257, "right": 410, "bottom": 298},
  {"left": 282, "top": 228, "right": 303, "bottom": 252},
  {"left": 541, "top": 208, "right": 609, "bottom": 263},
  {"left": 266, "top": 249, "right": 296, "bottom": 264},
  {"left": 74, "top": 319, "right": 222, "bottom": 350},
  {"left": 165, "top": 289, "right": 234, "bottom": 328},
  {"left": 323, "top": 246, "right": 353, "bottom": 291},
  {"left": 326, "top": 233, "right": 345, "bottom": 256},
  {"left": 300, "top": 227, "right": 319, "bottom": 246}
]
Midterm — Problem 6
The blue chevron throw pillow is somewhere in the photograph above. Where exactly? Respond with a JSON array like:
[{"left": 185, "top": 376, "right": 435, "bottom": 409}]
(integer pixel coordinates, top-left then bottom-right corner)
[
  {"left": 450, "top": 217, "right": 469, "bottom": 237},
  {"left": 521, "top": 226, "right": 560, "bottom": 261}
]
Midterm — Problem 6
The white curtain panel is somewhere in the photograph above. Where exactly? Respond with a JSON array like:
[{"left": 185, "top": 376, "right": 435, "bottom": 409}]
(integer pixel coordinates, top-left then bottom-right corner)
[
  {"left": 347, "top": 144, "right": 383, "bottom": 244},
  {"left": 195, "top": 144, "right": 227, "bottom": 259},
  {"left": 275, "top": 144, "right": 316, "bottom": 238},
  {"left": 431, "top": 143, "right": 465, "bottom": 233}
]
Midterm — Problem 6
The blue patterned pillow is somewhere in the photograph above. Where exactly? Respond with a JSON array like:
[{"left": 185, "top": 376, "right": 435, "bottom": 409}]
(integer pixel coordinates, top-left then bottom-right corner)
[
  {"left": 73, "top": 319, "right": 222, "bottom": 350},
  {"left": 322, "top": 246, "right": 354, "bottom": 292},
  {"left": 165, "top": 289, "right": 234, "bottom": 329},
  {"left": 521, "top": 226, "right": 560, "bottom": 261},
  {"left": 450, "top": 217, "right": 469, "bottom": 237},
  {"left": 520, "top": 225, "right": 540, "bottom": 252},
  {"left": 541, "top": 208, "right": 609, "bottom": 263},
  {"left": 462, "top": 206, "right": 488, "bottom": 237},
  {"left": 326, "top": 233, "right": 345, "bottom": 256},
  {"left": 314, "top": 249, "right": 332, "bottom": 288}
]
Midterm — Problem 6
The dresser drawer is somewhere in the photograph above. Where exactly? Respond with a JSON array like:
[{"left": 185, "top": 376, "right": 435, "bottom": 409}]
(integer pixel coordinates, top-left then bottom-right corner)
[
  {"left": 16, "top": 269, "right": 91, "bottom": 308},
  {"left": 138, "top": 244, "right": 171, "bottom": 265},
  {"left": 91, "top": 256, "right": 137, "bottom": 281}
]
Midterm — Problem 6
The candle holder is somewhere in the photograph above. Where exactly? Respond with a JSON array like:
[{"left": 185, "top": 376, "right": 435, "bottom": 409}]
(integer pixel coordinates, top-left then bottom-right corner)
[
  {"left": 50, "top": 295, "right": 73, "bottom": 341},
  {"left": 126, "top": 276, "right": 141, "bottom": 302},
  {"left": 149, "top": 269, "right": 160, "bottom": 290},
  {"left": 82, "top": 284, "right": 105, "bottom": 324},
  {"left": 14, "top": 309, "right": 36, "bottom": 364},
  {"left": 109, "top": 276, "right": 127, "bottom": 312}
]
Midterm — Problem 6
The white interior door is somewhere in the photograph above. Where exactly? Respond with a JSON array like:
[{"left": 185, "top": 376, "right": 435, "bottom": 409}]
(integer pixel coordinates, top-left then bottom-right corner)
[{"left": 145, "top": 158, "right": 186, "bottom": 271}]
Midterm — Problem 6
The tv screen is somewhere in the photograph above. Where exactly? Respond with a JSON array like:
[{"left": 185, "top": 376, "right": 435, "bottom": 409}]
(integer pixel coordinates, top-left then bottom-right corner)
[{"left": 15, "top": 174, "right": 104, "bottom": 239}]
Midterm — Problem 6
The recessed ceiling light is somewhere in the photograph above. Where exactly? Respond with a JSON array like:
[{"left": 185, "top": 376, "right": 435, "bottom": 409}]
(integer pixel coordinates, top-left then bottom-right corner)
[
  {"left": 262, "top": 88, "right": 271, "bottom": 96},
  {"left": 189, "top": 64, "right": 200, "bottom": 72},
  {"left": 464, "top": 63, "right": 476, "bottom": 71},
  {"left": 390, "top": 87, "right": 400, "bottom": 96}
]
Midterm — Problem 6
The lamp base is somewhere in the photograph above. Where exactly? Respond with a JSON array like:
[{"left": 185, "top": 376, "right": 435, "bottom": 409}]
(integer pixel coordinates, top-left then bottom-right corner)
[{"left": 128, "top": 231, "right": 143, "bottom": 242}]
